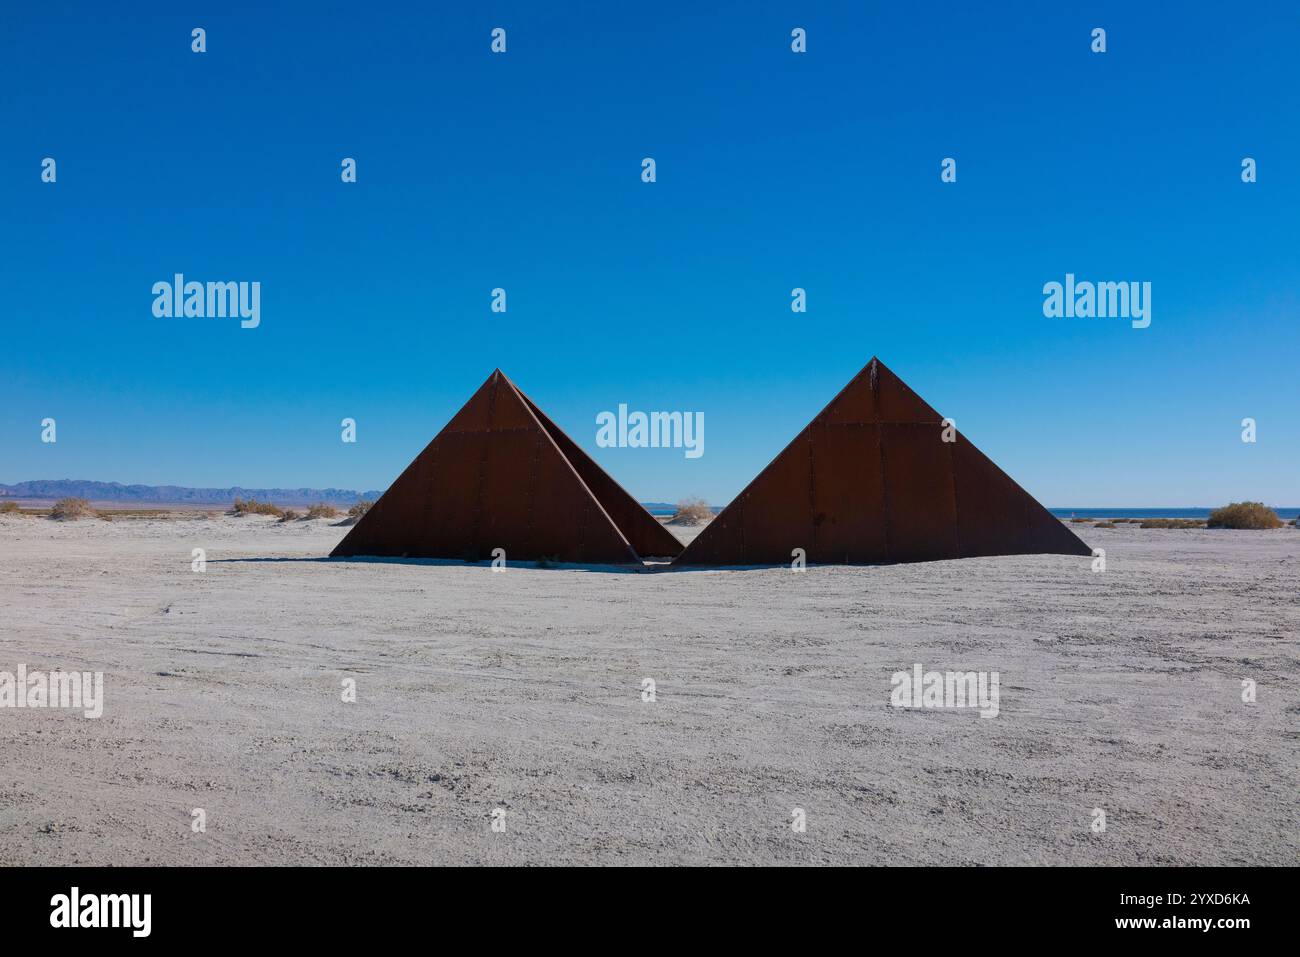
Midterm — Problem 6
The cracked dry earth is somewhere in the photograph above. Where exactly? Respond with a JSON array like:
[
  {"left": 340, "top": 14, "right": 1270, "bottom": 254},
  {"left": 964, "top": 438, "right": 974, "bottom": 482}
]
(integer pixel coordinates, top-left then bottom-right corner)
[{"left": 1, "top": 514, "right": 1296, "bottom": 865}]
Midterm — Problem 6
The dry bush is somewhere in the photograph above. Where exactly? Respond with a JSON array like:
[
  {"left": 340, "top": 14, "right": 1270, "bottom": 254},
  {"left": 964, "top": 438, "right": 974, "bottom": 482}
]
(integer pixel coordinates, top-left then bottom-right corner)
[
  {"left": 1094, "top": 521, "right": 1117, "bottom": 529},
  {"left": 1068, "top": 517, "right": 1092, "bottom": 524},
  {"left": 669, "top": 497, "right": 713, "bottom": 525},
  {"left": 304, "top": 503, "right": 340, "bottom": 520},
  {"left": 230, "top": 497, "right": 284, "bottom": 518},
  {"left": 278, "top": 509, "right": 300, "bottom": 523},
  {"left": 0, "top": 501, "right": 21, "bottom": 514},
  {"left": 337, "top": 499, "right": 373, "bottom": 526},
  {"left": 1206, "top": 502, "right": 1282, "bottom": 530},
  {"left": 49, "top": 497, "right": 94, "bottom": 521}
]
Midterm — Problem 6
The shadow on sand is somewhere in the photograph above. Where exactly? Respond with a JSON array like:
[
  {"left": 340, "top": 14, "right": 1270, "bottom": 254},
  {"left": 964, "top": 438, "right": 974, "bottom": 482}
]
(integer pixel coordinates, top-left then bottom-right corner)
[{"left": 210, "top": 555, "right": 656, "bottom": 574}]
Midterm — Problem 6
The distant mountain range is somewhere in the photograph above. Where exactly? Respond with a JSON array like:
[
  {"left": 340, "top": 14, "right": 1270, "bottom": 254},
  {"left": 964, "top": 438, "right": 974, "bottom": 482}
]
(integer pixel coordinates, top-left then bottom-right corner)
[
  {"left": 0, "top": 479, "right": 383, "bottom": 506},
  {"left": 0, "top": 480, "right": 693, "bottom": 512}
]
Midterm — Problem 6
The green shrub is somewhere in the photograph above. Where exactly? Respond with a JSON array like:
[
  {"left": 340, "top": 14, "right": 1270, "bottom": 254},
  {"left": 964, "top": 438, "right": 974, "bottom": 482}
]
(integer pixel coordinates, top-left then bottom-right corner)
[{"left": 1207, "top": 502, "right": 1282, "bottom": 530}]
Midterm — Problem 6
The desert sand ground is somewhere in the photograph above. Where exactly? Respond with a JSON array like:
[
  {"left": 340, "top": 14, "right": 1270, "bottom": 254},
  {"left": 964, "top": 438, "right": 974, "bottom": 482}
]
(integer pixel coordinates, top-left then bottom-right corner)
[{"left": 0, "top": 513, "right": 1296, "bottom": 866}]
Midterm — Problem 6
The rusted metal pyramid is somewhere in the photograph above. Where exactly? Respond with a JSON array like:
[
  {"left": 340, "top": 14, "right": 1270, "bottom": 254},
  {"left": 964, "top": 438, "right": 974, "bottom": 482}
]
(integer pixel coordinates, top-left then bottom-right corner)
[
  {"left": 673, "top": 357, "right": 1091, "bottom": 566},
  {"left": 331, "top": 370, "right": 682, "bottom": 564}
]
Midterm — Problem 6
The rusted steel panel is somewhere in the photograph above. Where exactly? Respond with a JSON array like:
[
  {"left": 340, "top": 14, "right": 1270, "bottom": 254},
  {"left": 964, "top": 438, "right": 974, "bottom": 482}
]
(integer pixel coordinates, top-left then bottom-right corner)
[
  {"left": 414, "top": 431, "right": 481, "bottom": 556},
  {"left": 879, "top": 422, "right": 960, "bottom": 563},
  {"left": 809, "top": 422, "right": 888, "bottom": 563},
  {"left": 515, "top": 389, "right": 683, "bottom": 559},
  {"left": 952, "top": 437, "right": 1091, "bottom": 557},
  {"left": 474, "top": 428, "right": 542, "bottom": 558},
  {"left": 729, "top": 430, "right": 815, "bottom": 565},
  {"left": 674, "top": 357, "right": 1089, "bottom": 566},
  {"left": 951, "top": 435, "right": 1031, "bottom": 557},
  {"left": 331, "top": 370, "right": 642, "bottom": 564}
]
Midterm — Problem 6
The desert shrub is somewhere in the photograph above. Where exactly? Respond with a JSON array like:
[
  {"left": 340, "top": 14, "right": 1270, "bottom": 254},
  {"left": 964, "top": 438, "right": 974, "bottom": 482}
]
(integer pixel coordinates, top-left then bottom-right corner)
[
  {"left": 669, "top": 497, "right": 713, "bottom": 525},
  {"left": 278, "top": 509, "right": 300, "bottom": 523},
  {"left": 1206, "top": 502, "right": 1282, "bottom": 530},
  {"left": 49, "top": 497, "right": 94, "bottom": 521},
  {"left": 1069, "top": 517, "right": 1092, "bottom": 524},
  {"left": 1094, "top": 521, "right": 1116, "bottom": 529},
  {"left": 230, "top": 497, "right": 284, "bottom": 518},
  {"left": 1140, "top": 518, "right": 1203, "bottom": 529},
  {"left": 0, "top": 501, "right": 20, "bottom": 514},
  {"left": 334, "top": 499, "right": 374, "bottom": 526},
  {"left": 304, "top": 503, "right": 340, "bottom": 520}
]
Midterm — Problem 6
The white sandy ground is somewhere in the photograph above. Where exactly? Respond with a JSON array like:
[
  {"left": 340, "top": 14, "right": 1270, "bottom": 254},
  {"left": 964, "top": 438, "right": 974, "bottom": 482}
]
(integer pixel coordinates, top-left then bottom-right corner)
[{"left": 0, "top": 513, "right": 1296, "bottom": 866}]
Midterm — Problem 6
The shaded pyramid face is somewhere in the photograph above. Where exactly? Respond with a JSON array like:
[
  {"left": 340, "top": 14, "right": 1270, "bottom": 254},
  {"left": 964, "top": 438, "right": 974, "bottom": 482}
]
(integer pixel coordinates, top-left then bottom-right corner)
[
  {"left": 331, "top": 370, "right": 680, "bottom": 564},
  {"left": 673, "top": 358, "right": 1091, "bottom": 566}
]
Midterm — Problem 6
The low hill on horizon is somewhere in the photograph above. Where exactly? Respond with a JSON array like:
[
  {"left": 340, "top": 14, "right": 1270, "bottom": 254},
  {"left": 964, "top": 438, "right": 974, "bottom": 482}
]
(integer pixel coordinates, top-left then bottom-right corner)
[
  {"left": 0, "top": 479, "right": 384, "bottom": 507},
  {"left": 0, "top": 480, "right": 708, "bottom": 512}
]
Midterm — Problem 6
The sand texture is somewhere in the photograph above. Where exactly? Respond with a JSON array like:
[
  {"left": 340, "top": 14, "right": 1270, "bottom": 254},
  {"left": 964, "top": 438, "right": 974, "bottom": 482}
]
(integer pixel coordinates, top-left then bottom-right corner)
[{"left": 1, "top": 514, "right": 1296, "bottom": 865}]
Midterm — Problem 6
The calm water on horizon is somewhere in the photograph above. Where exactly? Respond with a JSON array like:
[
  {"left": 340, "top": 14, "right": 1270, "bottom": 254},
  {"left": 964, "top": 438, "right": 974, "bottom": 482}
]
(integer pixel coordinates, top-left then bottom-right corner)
[{"left": 646, "top": 506, "right": 1300, "bottom": 520}]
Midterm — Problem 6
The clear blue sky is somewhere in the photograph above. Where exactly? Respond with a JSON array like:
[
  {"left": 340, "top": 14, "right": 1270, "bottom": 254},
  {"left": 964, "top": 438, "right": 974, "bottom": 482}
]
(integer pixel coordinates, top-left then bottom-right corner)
[{"left": 2, "top": 1, "right": 1296, "bottom": 507}]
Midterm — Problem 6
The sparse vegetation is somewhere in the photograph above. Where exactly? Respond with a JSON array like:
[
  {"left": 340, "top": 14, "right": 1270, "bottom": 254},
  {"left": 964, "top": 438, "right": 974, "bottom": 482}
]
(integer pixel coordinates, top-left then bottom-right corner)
[
  {"left": 1206, "top": 502, "right": 1282, "bottom": 530},
  {"left": 230, "top": 497, "right": 285, "bottom": 518},
  {"left": 49, "top": 497, "right": 94, "bottom": 521},
  {"left": 1094, "top": 521, "right": 1117, "bottom": 529},
  {"left": 1139, "top": 518, "right": 1204, "bottom": 529},
  {"left": 335, "top": 499, "right": 374, "bottom": 526},
  {"left": 304, "top": 503, "right": 340, "bottom": 520},
  {"left": 669, "top": 497, "right": 713, "bottom": 525},
  {"left": 0, "top": 501, "right": 21, "bottom": 514},
  {"left": 278, "top": 509, "right": 300, "bottom": 523},
  {"left": 1068, "top": 517, "right": 1092, "bottom": 524}
]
